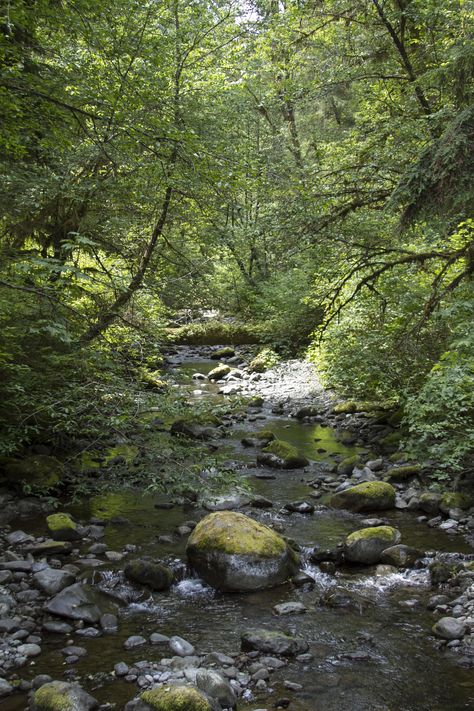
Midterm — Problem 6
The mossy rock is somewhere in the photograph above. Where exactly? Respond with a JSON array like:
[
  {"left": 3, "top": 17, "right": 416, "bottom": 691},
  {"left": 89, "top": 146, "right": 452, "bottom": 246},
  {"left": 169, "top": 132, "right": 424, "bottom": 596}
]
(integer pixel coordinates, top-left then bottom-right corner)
[
  {"left": 419, "top": 491, "right": 442, "bottom": 515},
  {"left": 186, "top": 511, "right": 299, "bottom": 591},
  {"left": 241, "top": 628, "right": 308, "bottom": 656},
  {"left": 385, "top": 464, "right": 421, "bottom": 482},
  {"left": 261, "top": 439, "right": 309, "bottom": 469},
  {"left": 167, "top": 320, "right": 263, "bottom": 346},
  {"left": 33, "top": 681, "right": 98, "bottom": 711},
  {"left": 139, "top": 369, "right": 167, "bottom": 391},
  {"left": 345, "top": 526, "right": 401, "bottom": 564},
  {"left": 3, "top": 455, "right": 64, "bottom": 491},
  {"left": 124, "top": 559, "right": 174, "bottom": 591},
  {"left": 140, "top": 685, "right": 212, "bottom": 711},
  {"left": 46, "top": 513, "right": 81, "bottom": 542},
  {"left": 336, "top": 455, "right": 361, "bottom": 476},
  {"left": 330, "top": 481, "right": 396, "bottom": 513},
  {"left": 248, "top": 395, "right": 264, "bottom": 408},
  {"left": 208, "top": 364, "right": 231, "bottom": 381},
  {"left": 334, "top": 400, "right": 397, "bottom": 415},
  {"left": 211, "top": 347, "right": 235, "bottom": 360},
  {"left": 254, "top": 429, "right": 275, "bottom": 442},
  {"left": 248, "top": 348, "right": 279, "bottom": 373},
  {"left": 439, "top": 492, "right": 473, "bottom": 514}
]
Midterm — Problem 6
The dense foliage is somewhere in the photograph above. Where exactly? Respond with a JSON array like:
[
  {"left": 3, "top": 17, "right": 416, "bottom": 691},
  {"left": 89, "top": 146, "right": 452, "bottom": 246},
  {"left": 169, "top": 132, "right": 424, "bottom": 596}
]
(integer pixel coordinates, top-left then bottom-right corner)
[{"left": 1, "top": 1, "right": 473, "bottom": 483}]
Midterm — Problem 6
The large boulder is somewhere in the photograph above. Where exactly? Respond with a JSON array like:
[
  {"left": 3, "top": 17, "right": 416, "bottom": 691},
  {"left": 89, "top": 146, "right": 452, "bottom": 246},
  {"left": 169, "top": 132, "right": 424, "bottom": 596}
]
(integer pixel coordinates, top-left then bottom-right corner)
[
  {"left": 44, "top": 583, "right": 101, "bottom": 623},
  {"left": 208, "top": 364, "right": 231, "bottom": 381},
  {"left": 32, "top": 681, "right": 98, "bottom": 710},
  {"left": 124, "top": 559, "right": 174, "bottom": 591},
  {"left": 330, "top": 481, "right": 396, "bottom": 512},
  {"left": 257, "top": 439, "right": 309, "bottom": 469},
  {"left": 46, "top": 513, "right": 81, "bottom": 541},
  {"left": 139, "top": 685, "right": 213, "bottom": 711},
  {"left": 186, "top": 511, "right": 299, "bottom": 591},
  {"left": 241, "top": 629, "right": 308, "bottom": 656},
  {"left": 33, "top": 568, "right": 76, "bottom": 595},
  {"left": 344, "top": 526, "right": 401, "bottom": 565},
  {"left": 196, "top": 669, "right": 236, "bottom": 709}
]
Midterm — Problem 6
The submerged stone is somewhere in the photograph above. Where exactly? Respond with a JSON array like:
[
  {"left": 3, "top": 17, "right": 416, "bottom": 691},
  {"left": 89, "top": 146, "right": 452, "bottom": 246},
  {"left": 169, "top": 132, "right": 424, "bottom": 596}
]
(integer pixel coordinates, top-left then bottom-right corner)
[{"left": 241, "top": 629, "right": 308, "bottom": 656}]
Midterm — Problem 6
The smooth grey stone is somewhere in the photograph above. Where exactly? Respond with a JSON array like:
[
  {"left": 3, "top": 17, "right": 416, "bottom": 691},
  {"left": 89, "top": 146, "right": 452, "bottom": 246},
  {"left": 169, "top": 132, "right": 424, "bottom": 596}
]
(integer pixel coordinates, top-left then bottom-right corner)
[
  {"left": 124, "top": 635, "right": 146, "bottom": 649},
  {"left": 169, "top": 635, "right": 195, "bottom": 657}
]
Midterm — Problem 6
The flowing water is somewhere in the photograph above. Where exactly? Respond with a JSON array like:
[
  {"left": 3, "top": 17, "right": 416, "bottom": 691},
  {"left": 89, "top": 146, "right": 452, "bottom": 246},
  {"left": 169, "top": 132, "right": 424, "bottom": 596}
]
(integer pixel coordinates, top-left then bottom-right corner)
[{"left": 3, "top": 354, "right": 474, "bottom": 710}]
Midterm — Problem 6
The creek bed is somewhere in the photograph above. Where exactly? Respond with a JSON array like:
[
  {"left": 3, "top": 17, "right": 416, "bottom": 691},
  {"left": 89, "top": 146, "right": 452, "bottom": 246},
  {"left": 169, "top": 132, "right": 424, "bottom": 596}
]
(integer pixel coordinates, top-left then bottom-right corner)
[{"left": 2, "top": 353, "right": 473, "bottom": 710}]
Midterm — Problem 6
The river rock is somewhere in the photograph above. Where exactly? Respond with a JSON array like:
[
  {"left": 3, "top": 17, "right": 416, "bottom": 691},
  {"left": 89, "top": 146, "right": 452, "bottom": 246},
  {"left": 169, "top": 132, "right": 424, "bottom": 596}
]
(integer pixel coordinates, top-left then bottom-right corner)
[
  {"left": 186, "top": 511, "right": 299, "bottom": 591},
  {"left": 124, "top": 635, "right": 146, "bottom": 649},
  {"left": 208, "top": 364, "right": 231, "bottom": 381},
  {"left": 344, "top": 526, "right": 401, "bottom": 564},
  {"left": 258, "top": 439, "right": 309, "bottom": 469},
  {"left": 432, "top": 617, "right": 467, "bottom": 640},
  {"left": 196, "top": 669, "right": 236, "bottom": 709},
  {"left": 273, "top": 601, "right": 307, "bottom": 616},
  {"left": 241, "top": 629, "right": 308, "bottom": 656},
  {"left": 380, "top": 544, "right": 422, "bottom": 568},
  {"left": 284, "top": 501, "right": 314, "bottom": 514},
  {"left": 46, "top": 513, "right": 81, "bottom": 541},
  {"left": 31, "top": 680, "right": 98, "bottom": 710},
  {"left": 137, "top": 685, "right": 214, "bottom": 711},
  {"left": 169, "top": 635, "right": 195, "bottom": 657},
  {"left": 44, "top": 583, "right": 101, "bottom": 623},
  {"left": 33, "top": 568, "right": 76, "bottom": 595},
  {"left": 0, "top": 679, "right": 13, "bottom": 697},
  {"left": 330, "top": 481, "right": 396, "bottom": 512},
  {"left": 124, "top": 559, "right": 174, "bottom": 591},
  {"left": 4, "top": 455, "right": 64, "bottom": 491}
]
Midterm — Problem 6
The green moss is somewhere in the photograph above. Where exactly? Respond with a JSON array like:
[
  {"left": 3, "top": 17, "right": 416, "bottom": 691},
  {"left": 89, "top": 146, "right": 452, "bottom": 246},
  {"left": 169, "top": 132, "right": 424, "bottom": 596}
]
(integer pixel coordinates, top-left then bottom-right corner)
[
  {"left": 212, "top": 346, "right": 235, "bottom": 359},
  {"left": 141, "top": 686, "right": 211, "bottom": 711},
  {"left": 3, "top": 455, "right": 63, "bottom": 490},
  {"left": 379, "top": 431, "right": 402, "bottom": 450},
  {"left": 385, "top": 464, "right": 421, "bottom": 481},
  {"left": 263, "top": 439, "right": 309, "bottom": 467},
  {"left": 330, "top": 481, "right": 396, "bottom": 512},
  {"left": 249, "top": 348, "right": 279, "bottom": 373},
  {"left": 187, "top": 511, "right": 287, "bottom": 558},
  {"left": 440, "top": 492, "right": 473, "bottom": 510},
  {"left": 255, "top": 429, "right": 275, "bottom": 441},
  {"left": 47, "top": 513, "right": 76, "bottom": 532},
  {"left": 208, "top": 364, "right": 231, "bottom": 380},
  {"left": 336, "top": 455, "right": 361, "bottom": 475},
  {"left": 334, "top": 400, "right": 397, "bottom": 414},
  {"left": 346, "top": 525, "right": 399, "bottom": 544},
  {"left": 34, "top": 685, "right": 73, "bottom": 711},
  {"left": 248, "top": 395, "right": 264, "bottom": 408},
  {"left": 139, "top": 368, "right": 167, "bottom": 390},
  {"left": 167, "top": 320, "right": 263, "bottom": 346}
]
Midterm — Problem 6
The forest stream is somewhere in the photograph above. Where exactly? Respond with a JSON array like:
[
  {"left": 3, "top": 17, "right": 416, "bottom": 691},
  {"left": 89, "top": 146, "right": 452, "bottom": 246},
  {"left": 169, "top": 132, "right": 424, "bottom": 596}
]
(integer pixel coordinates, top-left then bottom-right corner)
[{"left": 0, "top": 347, "right": 473, "bottom": 711}]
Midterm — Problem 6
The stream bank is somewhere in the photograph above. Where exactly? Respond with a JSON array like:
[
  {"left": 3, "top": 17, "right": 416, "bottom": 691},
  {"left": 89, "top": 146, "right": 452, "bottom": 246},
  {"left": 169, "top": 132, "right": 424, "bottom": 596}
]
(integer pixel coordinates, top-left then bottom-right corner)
[{"left": 0, "top": 346, "right": 473, "bottom": 710}]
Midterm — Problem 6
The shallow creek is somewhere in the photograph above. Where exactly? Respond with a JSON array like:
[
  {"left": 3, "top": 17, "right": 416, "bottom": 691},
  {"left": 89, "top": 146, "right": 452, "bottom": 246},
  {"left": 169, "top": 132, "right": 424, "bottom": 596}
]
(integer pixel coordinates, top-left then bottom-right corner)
[{"left": 3, "top": 354, "right": 474, "bottom": 710}]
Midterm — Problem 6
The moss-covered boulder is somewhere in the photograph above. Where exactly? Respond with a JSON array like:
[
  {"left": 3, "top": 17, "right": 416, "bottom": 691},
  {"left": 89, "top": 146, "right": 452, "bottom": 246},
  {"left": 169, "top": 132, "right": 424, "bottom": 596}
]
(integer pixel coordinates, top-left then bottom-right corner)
[
  {"left": 46, "top": 513, "right": 81, "bottom": 542},
  {"left": 248, "top": 348, "right": 279, "bottom": 373},
  {"left": 419, "top": 491, "right": 442, "bottom": 515},
  {"left": 124, "top": 559, "right": 174, "bottom": 591},
  {"left": 385, "top": 464, "right": 421, "bottom": 482},
  {"left": 379, "top": 431, "right": 402, "bottom": 453},
  {"left": 139, "top": 369, "right": 167, "bottom": 391},
  {"left": 439, "top": 492, "right": 473, "bottom": 515},
  {"left": 3, "top": 455, "right": 63, "bottom": 491},
  {"left": 139, "top": 686, "right": 213, "bottom": 711},
  {"left": 336, "top": 455, "right": 361, "bottom": 476},
  {"left": 208, "top": 364, "right": 231, "bottom": 381},
  {"left": 330, "top": 481, "right": 396, "bottom": 513},
  {"left": 258, "top": 439, "right": 309, "bottom": 469},
  {"left": 345, "top": 526, "right": 401, "bottom": 564},
  {"left": 32, "top": 680, "right": 98, "bottom": 710},
  {"left": 211, "top": 347, "right": 235, "bottom": 360},
  {"left": 186, "top": 511, "right": 299, "bottom": 591}
]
